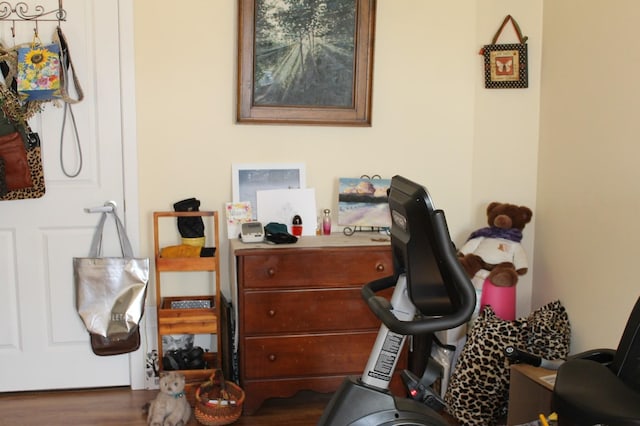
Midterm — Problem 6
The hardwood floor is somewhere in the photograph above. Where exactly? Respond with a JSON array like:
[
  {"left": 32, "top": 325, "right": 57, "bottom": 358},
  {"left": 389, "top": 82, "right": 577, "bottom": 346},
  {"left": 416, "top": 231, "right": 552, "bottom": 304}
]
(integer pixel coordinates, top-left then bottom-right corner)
[
  {"left": 0, "top": 387, "right": 159, "bottom": 426},
  {"left": 0, "top": 387, "right": 460, "bottom": 425},
  {"left": 0, "top": 387, "right": 328, "bottom": 426}
]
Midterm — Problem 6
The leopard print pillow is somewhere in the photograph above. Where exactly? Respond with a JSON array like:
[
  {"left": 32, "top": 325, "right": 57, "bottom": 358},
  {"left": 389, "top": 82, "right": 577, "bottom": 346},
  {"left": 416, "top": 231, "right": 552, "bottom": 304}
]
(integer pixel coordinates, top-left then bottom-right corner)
[{"left": 444, "top": 300, "right": 570, "bottom": 426}]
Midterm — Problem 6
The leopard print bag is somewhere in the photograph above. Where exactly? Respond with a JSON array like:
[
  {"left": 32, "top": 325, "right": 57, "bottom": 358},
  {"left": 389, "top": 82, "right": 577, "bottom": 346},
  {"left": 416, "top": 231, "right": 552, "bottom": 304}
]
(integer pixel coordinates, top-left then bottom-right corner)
[
  {"left": 0, "top": 51, "right": 46, "bottom": 201},
  {"left": 444, "top": 300, "right": 570, "bottom": 425},
  {"left": 0, "top": 132, "right": 44, "bottom": 201}
]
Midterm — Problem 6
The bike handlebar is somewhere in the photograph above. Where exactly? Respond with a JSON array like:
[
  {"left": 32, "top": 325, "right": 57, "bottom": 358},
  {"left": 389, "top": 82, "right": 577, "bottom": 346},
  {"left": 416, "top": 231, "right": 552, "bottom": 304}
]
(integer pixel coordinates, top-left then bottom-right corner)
[{"left": 362, "top": 210, "right": 476, "bottom": 336}]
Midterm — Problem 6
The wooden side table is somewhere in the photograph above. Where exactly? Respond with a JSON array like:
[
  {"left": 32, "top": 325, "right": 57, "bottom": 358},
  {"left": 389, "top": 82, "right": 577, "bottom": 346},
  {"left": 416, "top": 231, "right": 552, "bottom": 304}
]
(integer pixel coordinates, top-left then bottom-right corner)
[{"left": 507, "top": 363, "right": 556, "bottom": 425}]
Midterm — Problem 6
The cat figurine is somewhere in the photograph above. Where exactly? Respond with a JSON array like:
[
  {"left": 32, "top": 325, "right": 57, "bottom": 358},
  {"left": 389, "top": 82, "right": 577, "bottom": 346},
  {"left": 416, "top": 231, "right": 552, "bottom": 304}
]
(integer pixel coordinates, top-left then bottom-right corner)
[{"left": 147, "top": 371, "right": 191, "bottom": 426}]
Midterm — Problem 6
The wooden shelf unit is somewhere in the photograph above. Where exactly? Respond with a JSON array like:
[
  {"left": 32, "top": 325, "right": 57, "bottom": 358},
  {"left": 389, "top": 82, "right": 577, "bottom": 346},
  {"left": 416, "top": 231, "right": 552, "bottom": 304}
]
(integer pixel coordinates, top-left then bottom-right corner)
[{"left": 153, "top": 211, "right": 222, "bottom": 389}]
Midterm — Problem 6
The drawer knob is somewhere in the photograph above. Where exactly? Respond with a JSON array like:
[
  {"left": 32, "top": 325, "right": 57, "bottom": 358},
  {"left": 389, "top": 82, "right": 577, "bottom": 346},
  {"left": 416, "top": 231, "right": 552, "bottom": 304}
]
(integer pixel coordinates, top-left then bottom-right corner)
[
  {"left": 267, "top": 267, "right": 276, "bottom": 277},
  {"left": 268, "top": 353, "right": 277, "bottom": 362},
  {"left": 376, "top": 263, "right": 385, "bottom": 272},
  {"left": 268, "top": 309, "right": 276, "bottom": 317}
]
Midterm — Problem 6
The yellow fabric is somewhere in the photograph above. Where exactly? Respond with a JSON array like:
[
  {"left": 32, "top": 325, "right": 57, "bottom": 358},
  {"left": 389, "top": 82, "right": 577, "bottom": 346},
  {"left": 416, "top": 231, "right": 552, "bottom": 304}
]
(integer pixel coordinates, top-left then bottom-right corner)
[
  {"left": 181, "top": 237, "right": 205, "bottom": 247},
  {"left": 160, "top": 244, "right": 201, "bottom": 258}
]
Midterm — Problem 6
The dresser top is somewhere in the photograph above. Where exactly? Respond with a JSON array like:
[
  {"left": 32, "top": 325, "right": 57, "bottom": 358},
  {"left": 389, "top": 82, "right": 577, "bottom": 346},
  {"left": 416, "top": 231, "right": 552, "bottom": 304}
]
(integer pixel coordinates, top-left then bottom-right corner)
[{"left": 231, "top": 233, "right": 390, "bottom": 254}]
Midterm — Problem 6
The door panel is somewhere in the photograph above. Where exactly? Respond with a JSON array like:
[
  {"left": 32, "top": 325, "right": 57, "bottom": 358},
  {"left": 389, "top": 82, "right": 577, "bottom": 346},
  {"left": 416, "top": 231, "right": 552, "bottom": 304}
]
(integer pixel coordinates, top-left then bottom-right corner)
[
  {"left": 0, "top": 230, "right": 19, "bottom": 350},
  {"left": 0, "top": 0, "right": 134, "bottom": 391}
]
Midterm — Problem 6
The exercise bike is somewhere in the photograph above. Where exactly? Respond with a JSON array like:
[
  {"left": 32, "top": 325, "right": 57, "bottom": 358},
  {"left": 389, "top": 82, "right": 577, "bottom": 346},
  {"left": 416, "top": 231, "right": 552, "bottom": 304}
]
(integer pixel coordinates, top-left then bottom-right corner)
[{"left": 318, "top": 175, "right": 476, "bottom": 426}]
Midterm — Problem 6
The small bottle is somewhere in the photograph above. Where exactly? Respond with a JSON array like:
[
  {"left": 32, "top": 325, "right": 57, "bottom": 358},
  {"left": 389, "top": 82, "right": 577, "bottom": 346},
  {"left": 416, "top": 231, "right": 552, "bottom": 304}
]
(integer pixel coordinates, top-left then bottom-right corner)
[
  {"left": 291, "top": 214, "right": 303, "bottom": 237},
  {"left": 322, "top": 209, "right": 331, "bottom": 235}
]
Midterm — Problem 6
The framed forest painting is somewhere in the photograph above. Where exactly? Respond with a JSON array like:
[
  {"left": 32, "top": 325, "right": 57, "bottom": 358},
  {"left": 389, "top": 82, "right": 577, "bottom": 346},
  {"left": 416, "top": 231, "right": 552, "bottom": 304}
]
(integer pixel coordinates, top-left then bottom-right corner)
[{"left": 237, "top": 0, "right": 376, "bottom": 126}]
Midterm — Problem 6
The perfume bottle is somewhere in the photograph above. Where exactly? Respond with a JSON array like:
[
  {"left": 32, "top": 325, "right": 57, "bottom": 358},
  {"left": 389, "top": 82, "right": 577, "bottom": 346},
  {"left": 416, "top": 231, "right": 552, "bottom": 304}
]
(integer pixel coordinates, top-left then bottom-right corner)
[
  {"left": 291, "top": 214, "right": 303, "bottom": 236},
  {"left": 322, "top": 209, "right": 331, "bottom": 235}
]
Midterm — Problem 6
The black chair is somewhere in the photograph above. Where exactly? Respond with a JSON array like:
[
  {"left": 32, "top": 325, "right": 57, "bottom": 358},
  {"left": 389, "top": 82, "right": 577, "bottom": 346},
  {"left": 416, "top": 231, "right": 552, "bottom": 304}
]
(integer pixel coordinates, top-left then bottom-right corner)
[{"left": 552, "top": 296, "right": 640, "bottom": 425}]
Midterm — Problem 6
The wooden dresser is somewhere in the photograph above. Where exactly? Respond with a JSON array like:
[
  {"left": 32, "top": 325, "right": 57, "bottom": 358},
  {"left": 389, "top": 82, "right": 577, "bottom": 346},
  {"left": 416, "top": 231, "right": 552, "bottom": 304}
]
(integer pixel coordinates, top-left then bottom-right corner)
[{"left": 230, "top": 235, "right": 407, "bottom": 414}]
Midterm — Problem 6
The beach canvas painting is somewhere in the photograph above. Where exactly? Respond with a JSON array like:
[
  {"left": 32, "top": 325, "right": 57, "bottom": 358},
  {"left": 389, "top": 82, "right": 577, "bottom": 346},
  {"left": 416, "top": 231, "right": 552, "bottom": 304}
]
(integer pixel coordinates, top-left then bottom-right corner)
[{"left": 338, "top": 177, "right": 391, "bottom": 228}]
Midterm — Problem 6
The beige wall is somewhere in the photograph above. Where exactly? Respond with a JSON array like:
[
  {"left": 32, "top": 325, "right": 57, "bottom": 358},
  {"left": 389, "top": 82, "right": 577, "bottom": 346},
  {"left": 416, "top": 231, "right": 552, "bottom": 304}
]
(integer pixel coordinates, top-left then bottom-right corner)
[
  {"left": 535, "top": 1, "right": 640, "bottom": 353},
  {"left": 474, "top": 2, "right": 543, "bottom": 317},
  {"left": 133, "top": 2, "right": 542, "bottom": 318}
]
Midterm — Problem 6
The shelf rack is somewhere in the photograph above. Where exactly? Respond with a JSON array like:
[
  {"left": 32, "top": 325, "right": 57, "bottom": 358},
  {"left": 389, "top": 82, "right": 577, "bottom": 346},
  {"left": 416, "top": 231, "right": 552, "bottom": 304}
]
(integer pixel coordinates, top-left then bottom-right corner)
[
  {"left": 153, "top": 210, "right": 222, "bottom": 402},
  {"left": 0, "top": 1, "right": 66, "bottom": 37},
  {"left": 0, "top": 1, "right": 66, "bottom": 22}
]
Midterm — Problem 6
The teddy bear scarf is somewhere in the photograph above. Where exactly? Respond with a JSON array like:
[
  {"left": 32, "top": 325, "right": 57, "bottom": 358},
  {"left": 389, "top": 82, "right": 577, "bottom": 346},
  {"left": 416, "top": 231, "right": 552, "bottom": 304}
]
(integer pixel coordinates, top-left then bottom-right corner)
[{"left": 467, "top": 227, "right": 522, "bottom": 242}]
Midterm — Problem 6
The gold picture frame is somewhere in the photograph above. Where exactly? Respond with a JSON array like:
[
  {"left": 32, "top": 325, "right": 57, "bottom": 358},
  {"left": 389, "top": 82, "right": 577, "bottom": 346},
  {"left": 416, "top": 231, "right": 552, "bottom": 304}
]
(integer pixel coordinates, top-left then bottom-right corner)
[{"left": 237, "top": 0, "right": 377, "bottom": 126}]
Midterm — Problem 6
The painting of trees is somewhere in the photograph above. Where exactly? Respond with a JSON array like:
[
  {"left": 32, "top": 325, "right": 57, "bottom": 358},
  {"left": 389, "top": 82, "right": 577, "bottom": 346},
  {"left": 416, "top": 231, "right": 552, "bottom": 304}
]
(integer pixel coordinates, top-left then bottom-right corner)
[{"left": 253, "top": 0, "right": 357, "bottom": 107}]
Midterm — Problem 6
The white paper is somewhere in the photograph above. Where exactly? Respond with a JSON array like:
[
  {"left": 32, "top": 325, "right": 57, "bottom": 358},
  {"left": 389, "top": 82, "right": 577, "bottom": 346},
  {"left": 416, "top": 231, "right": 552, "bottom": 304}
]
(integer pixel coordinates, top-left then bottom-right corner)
[{"left": 257, "top": 188, "right": 317, "bottom": 236}]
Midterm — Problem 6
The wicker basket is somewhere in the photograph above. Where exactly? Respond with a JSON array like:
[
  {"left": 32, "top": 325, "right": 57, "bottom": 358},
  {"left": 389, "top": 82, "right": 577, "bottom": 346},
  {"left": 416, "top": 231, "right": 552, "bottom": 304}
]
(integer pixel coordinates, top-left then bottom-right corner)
[{"left": 194, "top": 371, "right": 245, "bottom": 426}]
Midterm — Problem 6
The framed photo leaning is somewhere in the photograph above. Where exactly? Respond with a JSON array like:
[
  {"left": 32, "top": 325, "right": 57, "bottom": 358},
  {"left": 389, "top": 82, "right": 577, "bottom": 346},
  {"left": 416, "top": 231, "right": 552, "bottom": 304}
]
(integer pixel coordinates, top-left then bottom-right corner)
[
  {"left": 237, "top": 0, "right": 377, "bottom": 126},
  {"left": 231, "top": 162, "right": 306, "bottom": 219}
]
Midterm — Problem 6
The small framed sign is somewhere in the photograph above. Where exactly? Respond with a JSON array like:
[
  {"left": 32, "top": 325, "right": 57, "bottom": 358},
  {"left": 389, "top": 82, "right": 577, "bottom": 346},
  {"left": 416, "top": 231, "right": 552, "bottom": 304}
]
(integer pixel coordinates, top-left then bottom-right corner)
[
  {"left": 481, "top": 15, "right": 528, "bottom": 89},
  {"left": 483, "top": 43, "right": 528, "bottom": 88}
]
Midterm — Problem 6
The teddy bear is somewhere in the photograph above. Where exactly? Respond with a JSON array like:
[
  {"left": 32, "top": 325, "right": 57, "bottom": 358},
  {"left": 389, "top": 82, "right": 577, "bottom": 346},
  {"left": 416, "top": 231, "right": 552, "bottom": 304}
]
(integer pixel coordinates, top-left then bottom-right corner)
[{"left": 457, "top": 202, "right": 532, "bottom": 287}]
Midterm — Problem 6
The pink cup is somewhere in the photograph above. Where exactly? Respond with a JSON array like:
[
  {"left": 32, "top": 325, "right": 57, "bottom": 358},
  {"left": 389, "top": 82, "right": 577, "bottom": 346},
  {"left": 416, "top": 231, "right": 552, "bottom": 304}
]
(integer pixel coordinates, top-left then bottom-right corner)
[{"left": 480, "top": 278, "right": 516, "bottom": 320}]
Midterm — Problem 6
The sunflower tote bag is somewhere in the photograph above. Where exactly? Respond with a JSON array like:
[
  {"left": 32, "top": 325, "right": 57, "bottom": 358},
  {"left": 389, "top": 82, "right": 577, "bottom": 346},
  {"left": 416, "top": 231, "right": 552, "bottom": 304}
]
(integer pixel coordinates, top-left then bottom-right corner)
[
  {"left": 17, "top": 37, "right": 62, "bottom": 101},
  {"left": 74, "top": 210, "right": 149, "bottom": 354}
]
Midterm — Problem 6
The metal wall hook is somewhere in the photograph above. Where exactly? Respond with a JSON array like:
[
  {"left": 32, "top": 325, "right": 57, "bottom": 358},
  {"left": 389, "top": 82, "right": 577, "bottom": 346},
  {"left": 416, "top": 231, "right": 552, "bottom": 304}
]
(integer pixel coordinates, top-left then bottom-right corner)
[{"left": 0, "top": 1, "right": 67, "bottom": 23}]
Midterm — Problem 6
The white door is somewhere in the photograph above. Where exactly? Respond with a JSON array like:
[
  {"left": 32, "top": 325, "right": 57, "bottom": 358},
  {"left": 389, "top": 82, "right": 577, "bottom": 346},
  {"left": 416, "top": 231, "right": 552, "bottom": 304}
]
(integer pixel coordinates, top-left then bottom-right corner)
[{"left": 0, "top": 0, "right": 139, "bottom": 391}]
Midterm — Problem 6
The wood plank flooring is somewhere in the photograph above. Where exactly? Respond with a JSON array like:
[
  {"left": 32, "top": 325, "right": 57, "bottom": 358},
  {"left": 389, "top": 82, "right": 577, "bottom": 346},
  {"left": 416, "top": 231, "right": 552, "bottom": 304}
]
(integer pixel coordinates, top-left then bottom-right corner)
[{"left": 0, "top": 387, "right": 459, "bottom": 425}]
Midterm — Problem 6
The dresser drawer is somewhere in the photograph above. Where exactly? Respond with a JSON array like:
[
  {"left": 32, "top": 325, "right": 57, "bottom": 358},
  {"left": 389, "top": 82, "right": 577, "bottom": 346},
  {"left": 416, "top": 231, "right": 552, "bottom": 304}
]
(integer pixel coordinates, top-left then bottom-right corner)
[
  {"left": 244, "top": 287, "right": 393, "bottom": 334},
  {"left": 243, "top": 332, "right": 382, "bottom": 379},
  {"left": 239, "top": 248, "right": 392, "bottom": 289}
]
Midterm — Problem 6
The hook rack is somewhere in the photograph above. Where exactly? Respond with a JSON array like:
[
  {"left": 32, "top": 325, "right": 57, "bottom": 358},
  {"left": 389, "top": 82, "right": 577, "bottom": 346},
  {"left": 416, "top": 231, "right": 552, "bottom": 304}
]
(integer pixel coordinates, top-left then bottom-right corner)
[{"left": 0, "top": 1, "right": 66, "bottom": 23}]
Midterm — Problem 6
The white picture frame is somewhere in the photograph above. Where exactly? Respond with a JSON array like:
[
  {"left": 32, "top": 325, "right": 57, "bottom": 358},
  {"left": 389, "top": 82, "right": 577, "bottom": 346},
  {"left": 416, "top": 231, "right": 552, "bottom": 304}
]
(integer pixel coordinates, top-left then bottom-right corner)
[{"left": 232, "top": 163, "right": 306, "bottom": 219}]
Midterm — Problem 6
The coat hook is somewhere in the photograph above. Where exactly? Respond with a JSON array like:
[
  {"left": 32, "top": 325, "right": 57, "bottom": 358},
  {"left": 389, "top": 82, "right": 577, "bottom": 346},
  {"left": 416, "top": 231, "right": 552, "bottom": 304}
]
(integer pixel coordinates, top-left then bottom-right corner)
[{"left": 57, "top": 0, "right": 64, "bottom": 24}]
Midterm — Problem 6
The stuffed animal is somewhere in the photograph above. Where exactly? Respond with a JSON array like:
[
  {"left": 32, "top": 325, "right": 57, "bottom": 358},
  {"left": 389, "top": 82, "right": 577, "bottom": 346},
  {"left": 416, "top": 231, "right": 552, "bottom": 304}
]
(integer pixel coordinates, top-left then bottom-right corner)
[
  {"left": 457, "top": 202, "right": 532, "bottom": 287},
  {"left": 146, "top": 371, "right": 191, "bottom": 426}
]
